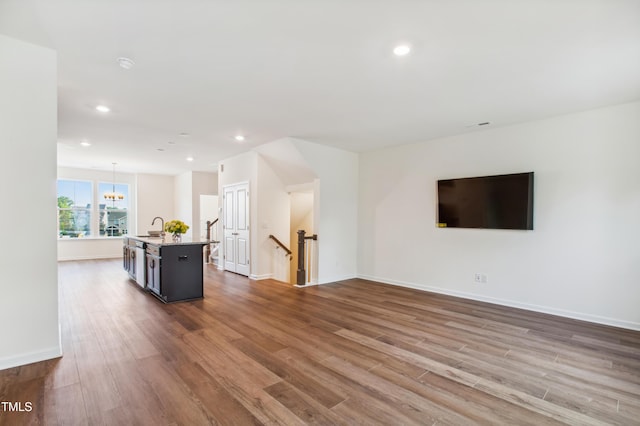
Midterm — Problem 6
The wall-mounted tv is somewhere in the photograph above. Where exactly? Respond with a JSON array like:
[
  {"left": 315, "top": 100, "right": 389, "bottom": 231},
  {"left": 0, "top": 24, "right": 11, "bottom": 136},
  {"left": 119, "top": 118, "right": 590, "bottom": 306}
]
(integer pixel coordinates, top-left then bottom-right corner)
[{"left": 437, "top": 172, "right": 534, "bottom": 230}]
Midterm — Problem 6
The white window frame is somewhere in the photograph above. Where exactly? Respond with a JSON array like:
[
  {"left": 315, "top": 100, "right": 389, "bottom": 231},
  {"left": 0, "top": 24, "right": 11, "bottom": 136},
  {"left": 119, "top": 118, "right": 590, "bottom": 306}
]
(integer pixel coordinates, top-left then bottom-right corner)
[{"left": 57, "top": 178, "right": 131, "bottom": 239}]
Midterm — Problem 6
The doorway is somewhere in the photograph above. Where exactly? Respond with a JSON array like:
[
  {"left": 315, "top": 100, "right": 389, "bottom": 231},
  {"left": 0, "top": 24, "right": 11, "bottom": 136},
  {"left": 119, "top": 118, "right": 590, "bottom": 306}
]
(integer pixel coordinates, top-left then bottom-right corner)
[{"left": 223, "top": 182, "right": 250, "bottom": 276}]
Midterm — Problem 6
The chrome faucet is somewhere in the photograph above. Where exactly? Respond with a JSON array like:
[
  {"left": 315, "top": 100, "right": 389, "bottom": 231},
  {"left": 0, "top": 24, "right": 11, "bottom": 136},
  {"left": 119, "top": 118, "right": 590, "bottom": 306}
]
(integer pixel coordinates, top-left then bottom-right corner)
[{"left": 151, "top": 216, "right": 165, "bottom": 236}]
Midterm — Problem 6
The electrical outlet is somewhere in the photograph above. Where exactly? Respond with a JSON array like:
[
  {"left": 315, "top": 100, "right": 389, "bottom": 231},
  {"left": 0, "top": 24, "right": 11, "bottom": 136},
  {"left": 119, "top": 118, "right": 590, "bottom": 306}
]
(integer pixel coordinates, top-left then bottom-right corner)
[{"left": 474, "top": 273, "right": 488, "bottom": 283}]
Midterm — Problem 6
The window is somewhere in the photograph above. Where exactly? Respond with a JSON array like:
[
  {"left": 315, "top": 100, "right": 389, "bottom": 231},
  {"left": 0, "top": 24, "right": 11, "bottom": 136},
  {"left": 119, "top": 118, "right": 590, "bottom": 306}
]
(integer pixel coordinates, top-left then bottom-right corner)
[
  {"left": 57, "top": 180, "right": 92, "bottom": 238},
  {"left": 99, "top": 182, "right": 129, "bottom": 236},
  {"left": 57, "top": 179, "right": 129, "bottom": 238}
]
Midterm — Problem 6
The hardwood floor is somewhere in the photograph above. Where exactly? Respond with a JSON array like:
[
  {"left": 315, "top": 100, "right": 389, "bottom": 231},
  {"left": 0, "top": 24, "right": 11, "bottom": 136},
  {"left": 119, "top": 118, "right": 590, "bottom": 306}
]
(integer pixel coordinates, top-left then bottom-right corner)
[{"left": 1, "top": 259, "right": 639, "bottom": 425}]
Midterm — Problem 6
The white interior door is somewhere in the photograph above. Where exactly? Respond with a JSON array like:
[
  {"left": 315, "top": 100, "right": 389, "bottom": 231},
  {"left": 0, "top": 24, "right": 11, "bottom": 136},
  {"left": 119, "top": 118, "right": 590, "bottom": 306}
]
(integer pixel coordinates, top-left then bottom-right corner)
[{"left": 223, "top": 183, "right": 250, "bottom": 276}]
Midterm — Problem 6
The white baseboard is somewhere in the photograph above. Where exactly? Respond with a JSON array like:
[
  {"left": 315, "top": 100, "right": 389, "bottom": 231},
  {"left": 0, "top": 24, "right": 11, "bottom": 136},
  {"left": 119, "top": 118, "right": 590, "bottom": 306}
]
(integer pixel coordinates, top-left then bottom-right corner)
[
  {"left": 317, "top": 274, "right": 357, "bottom": 285},
  {"left": 0, "top": 344, "right": 62, "bottom": 371},
  {"left": 294, "top": 281, "right": 320, "bottom": 288},
  {"left": 357, "top": 274, "right": 640, "bottom": 331},
  {"left": 250, "top": 273, "right": 273, "bottom": 281},
  {"left": 58, "top": 255, "right": 121, "bottom": 261}
]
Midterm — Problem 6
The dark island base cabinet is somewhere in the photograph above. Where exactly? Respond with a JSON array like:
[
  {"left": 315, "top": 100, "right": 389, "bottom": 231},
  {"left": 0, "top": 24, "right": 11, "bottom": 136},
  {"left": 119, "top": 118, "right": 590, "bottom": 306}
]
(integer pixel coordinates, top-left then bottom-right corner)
[
  {"left": 145, "top": 243, "right": 204, "bottom": 303},
  {"left": 123, "top": 238, "right": 138, "bottom": 281}
]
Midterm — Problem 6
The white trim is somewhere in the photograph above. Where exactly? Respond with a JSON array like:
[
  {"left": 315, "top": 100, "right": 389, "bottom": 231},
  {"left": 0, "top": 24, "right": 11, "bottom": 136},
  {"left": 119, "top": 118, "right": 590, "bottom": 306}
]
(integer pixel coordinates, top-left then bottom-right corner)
[
  {"left": 317, "top": 274, "right": 357, "bottom": 285},
  {"left": 57, "top": 236, "right": 125, "bottom": 241},
  {"left": 358, "top": 274, "right": 640, "bottom": 331},
  {"left": 285, "top": 182, "right": 314, "bottom": 193},
  {"left": 58, "top": 255, "right": 121, "bottom": 262},
  {"left": 250, "top": 273, "right": 273, "bottom": 281},
  {"left": 0, "top": 343, "right": 62, "bottom": 371},
  {"left": 294, "top": 282, "right": 321, "bottom": 288}
]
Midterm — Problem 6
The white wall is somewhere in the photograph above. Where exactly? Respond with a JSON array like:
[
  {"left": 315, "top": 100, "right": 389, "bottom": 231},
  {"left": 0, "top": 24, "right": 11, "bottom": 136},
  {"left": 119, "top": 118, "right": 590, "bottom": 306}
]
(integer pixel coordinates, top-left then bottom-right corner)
[
  {"left": 218, "top": 151, "right": 258, "bottom": 275},
  {"left": 58, "top": 238, "right": 125, "bottom": 261},
  {"left": 191, "top": 171, "right": 218, "bottom": 240},
  {"left": 358, "top": 101, "right": 640, "bottom": 330},
  {"left": 293, "top": 139, "right": 359, "bottom": 283},
  {"left": 136, "top": 173, "right": 175, "bottom": 236},
  {"left": 216, "top": 152, "right": 291, "bottom": 281},
  {"left": 140, "top": 171, "right": 216, "bottom": 240},
  {"left": 229, "top": 138, "right": 358, "bottom": 283},
  {"left": 246, "top": 137, "right": 359, "bottom": 283},
  {"left": 174, "top": 172, "right": 194, "bottom": 238},
  {"left": 0, "top": 34, "right": 60, "bottom": 369},
  {"left": 257, "top": 154, "right": 290, "bottom": 281},
  {"left": 200, "top": 195, "right": 219, "bottom": 239}
]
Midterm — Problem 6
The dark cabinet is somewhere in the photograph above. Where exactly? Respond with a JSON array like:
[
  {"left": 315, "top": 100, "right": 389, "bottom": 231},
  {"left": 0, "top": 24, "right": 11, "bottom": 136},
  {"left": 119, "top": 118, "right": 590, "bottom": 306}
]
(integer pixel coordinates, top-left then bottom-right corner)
[
  {"left": 123, "top": 238, "right": 136, "bottom": 280},
  {"left": 123, "top": 238, "right": 144, "bottom": 287},
  {"left": 145, "top": 243, "right": 203, "bottom": 303}
]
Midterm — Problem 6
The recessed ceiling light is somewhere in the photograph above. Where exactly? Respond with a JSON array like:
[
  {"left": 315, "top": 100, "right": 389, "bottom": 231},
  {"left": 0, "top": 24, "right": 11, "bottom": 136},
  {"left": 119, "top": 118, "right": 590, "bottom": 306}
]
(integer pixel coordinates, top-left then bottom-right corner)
[
  {"left": 157, "top": 148, "right": 165, "bottom": 152},
  {"left": 179, "top": 132, "right": 190, "bottom": 137},
  {"left": 117, "top": 57, "right": 135, "bottom": 70},
  {"left": 186, "top": 157, "right": 194, "bottom": 162},
  {"left": 80, "top": 141, "right": 91, "bottom": 147},
  {"left": 235, "top": 135, "right": 245, "bottom": 142},
  {"left": 393, "top": 45, "right": 411, "bottom": 56},
  {"left": 96, "top": 105, "right": 110, "bottom": 113},
  {"left": 167, "top": 141, "right": 176, "bottom": 145}
]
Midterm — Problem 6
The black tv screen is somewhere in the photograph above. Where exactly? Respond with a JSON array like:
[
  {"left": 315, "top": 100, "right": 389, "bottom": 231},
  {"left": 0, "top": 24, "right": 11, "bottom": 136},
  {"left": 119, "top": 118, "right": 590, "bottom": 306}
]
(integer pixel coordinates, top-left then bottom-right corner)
[{"left": 437, "top": 172, "right": 534, "bottom": 230}]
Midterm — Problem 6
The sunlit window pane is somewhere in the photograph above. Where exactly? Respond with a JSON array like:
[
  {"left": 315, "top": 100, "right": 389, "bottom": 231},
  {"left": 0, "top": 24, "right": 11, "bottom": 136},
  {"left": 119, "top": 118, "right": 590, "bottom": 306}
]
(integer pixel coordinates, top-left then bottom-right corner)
[
  {"left": 99, "top": 182, "right": 129, "bottom": 237},
  {"left": 57, "top": 179, "right": 130, "bottom": 238},
  {"left": 57, "top": 180, "right": 92, "bottom": 238}
]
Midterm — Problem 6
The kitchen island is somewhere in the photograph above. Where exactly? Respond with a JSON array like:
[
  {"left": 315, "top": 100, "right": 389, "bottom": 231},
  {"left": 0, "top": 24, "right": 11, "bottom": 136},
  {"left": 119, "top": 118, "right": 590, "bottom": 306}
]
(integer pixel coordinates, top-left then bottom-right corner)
[{"left": 123, "top": 235, "right": 210, "bottom": 303}]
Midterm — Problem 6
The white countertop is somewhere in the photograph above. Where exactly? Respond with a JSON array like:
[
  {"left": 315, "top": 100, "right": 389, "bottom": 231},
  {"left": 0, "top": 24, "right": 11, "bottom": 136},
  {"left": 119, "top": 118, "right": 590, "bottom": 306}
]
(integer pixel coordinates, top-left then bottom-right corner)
[{"left": 125, "top": 235, "right": 214, "bottom": 246}]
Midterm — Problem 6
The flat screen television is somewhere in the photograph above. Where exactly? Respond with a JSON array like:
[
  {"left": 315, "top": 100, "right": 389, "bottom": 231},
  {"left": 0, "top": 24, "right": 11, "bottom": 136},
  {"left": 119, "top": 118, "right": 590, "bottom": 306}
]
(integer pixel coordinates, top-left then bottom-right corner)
[{"left": 437, "top": 172, "right": 534, "bottom": 230}]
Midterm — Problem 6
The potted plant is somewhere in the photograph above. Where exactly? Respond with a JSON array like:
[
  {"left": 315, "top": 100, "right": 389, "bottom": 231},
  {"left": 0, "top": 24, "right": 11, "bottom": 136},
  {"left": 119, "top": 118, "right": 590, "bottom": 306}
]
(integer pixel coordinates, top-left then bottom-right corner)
[{"left": 165, "top": 219, "right": 189, "bottom": 242}]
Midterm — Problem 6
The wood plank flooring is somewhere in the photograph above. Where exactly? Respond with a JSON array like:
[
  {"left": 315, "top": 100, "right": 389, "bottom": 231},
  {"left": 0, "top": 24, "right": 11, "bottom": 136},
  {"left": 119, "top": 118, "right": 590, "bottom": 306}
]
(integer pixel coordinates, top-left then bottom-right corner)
[{"left": 1, "top": 259, "right": 639, "bottom": 425}]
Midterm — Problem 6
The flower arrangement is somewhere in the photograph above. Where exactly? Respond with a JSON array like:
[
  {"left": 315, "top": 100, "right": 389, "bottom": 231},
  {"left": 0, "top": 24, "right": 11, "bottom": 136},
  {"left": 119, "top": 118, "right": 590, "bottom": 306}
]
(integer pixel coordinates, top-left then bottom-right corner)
[{"left": 165, "top": 220, "right": 189, "bottom": 236}]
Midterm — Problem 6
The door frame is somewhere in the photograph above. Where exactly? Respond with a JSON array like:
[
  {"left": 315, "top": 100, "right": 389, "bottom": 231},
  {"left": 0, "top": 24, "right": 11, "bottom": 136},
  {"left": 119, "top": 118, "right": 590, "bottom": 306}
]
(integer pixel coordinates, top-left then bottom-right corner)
[{"left": 222, "top": 181, "right": 251, "bottom": 276}]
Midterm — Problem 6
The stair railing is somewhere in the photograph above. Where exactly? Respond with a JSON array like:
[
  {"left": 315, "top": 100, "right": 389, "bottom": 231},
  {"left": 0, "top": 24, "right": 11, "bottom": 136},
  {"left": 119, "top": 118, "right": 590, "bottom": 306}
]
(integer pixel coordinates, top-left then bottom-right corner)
[
  {"left": 205, "top": 218, "right": 219, "bottom": 263},
  {"left": 268, "top": 234, "right": 292, "bottom": 260}
]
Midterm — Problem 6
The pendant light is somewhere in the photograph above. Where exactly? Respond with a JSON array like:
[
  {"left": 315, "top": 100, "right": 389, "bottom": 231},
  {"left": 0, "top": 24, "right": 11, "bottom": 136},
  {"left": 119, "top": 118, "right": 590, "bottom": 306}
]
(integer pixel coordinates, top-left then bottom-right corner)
[{"left": 104, "top": 162, "right": 124, "bottom": 203}]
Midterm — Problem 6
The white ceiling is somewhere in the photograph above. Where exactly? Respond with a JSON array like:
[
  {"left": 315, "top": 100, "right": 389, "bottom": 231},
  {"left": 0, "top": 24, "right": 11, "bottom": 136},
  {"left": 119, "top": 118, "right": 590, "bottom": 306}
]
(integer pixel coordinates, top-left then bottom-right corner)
[{"left": 1, "top": 0, "right": 639, "bottom": 175}]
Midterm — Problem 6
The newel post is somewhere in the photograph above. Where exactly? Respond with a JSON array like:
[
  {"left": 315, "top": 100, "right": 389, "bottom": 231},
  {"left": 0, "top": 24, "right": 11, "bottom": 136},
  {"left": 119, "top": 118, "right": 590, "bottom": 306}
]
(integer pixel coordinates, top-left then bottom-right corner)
[{"left": 296, "top": 230, "right": 306, "bottom": 285}]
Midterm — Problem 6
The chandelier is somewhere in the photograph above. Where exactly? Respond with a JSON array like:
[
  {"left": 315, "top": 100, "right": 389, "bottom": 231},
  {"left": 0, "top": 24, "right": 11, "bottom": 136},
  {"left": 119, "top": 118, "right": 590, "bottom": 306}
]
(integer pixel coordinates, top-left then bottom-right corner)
[{"left": 104, "top": 163, "right": 124, "bottom": 201}]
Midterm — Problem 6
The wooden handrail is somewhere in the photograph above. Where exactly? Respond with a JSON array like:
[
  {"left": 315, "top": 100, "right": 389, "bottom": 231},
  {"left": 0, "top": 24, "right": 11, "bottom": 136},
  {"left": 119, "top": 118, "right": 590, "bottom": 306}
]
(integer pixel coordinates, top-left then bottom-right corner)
[
  {"left": 269, "top": 234, "right": 292, "bottom": 259},
  {"left": 205, "top": 218, "right": 220, "bottom": 263}
]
